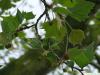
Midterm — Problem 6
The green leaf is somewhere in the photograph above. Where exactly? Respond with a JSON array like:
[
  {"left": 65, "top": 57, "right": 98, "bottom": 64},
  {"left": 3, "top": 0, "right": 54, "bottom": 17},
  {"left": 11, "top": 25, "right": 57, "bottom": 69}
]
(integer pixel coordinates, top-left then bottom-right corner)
[
  {"left": 22, "top": 12, "right": 35, "bottom": 20},
  {"left": 0, "top": 32, "right": 13, "bottom": 45},
  {"left": 0, "top": 43, "right": 4, "bottom": 49},
  {"left": 42, "top": 38, "right": 57, "bottom": 50},
  {"left": 42, "top": 38, "right": 60, "bottom": 51},
  {"left": 16, "top": 10, "right": 35, "bottom": 23},
  {"left": 90, "top": 24, "right": 100, "bottom": 42},
  {"left": 84, "top": 42, "right": 95, "bottom": 61},
  {"left": 13, "top": 0, "right": 20, "bottom": 2},
  {"left": 53, "top": 7, "right": 68, "bottom": 15},
  {"left": 67, "top": 1, "right": 94, "bottom": 21},
  {"left": 2, "top": 16, "right": 20, "bottom": 32},
  {"left": 43, "top": 19, "right": 66, "bottom": 41},
  {"left": 53, "top": 0, "right": 76, "bottom": 8},
  {"left": 0, "top": 0, "right": 13, "bottom": 10},
  {"left": 27, "top": 38, "right": 42, "bottom": 49},
  {"left": 67, "top": 60, "right": 74, "bottom": 67},
  {"left": 16, "top": 9, "right": 24, "bottom": 24},
  {"left": 0, "top": 16, "right": 20, "bottom": 45},
  {"left": 53, "top": 0, "right": 94, "bottom": 21},
  {"left": 18, "top": 32, "right": 26, "bottom": 38},
  {"left": 46, "top": 52, "right": 58, "bottom": 66},
  {"left": 95, "top": 11, "right": 100, "bottom": 19},
  {"left": 68, "top": 47, "right": 94, "bottom": 68},
  {"left": 69, "top": 29, "right": 85, "bottom": 45}
]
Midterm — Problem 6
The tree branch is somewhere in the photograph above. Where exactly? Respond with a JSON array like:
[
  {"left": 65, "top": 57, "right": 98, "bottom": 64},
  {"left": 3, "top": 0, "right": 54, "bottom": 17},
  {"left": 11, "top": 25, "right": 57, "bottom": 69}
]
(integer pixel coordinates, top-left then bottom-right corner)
[{"left": 15, "top": 0, "right": 49, "bottom": 38}]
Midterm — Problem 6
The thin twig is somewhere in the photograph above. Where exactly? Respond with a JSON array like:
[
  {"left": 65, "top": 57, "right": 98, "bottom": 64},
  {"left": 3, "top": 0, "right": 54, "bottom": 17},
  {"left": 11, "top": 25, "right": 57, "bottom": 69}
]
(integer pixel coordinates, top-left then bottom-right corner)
[
  {"left": 64, "top": 61, "right": 84, "bottom": 75},
  {"left": 16, "top": 0, "right": 49, "bottom": 38},
  {"left": 41, "top": 0, "right": 51, "bottom": 22},
  {"left": 16, "top": 9, "right": 46, "bottom": 32},
  {"left": 72, "top": 67, "right": 84, "bottom": 75}
]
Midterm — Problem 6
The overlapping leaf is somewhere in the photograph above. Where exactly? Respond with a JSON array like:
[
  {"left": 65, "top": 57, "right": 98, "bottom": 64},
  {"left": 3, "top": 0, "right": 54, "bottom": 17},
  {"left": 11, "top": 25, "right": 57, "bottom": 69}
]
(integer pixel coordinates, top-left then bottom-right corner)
[
  {"left": 16, "top": 10, "right": 35, "bottom": 23},
  {"left": 0, "top": 0, "right": 13, "bottom": 10},
  {"left": 43, "top": 19, "right": 66, "bottom": 41},
  {"left": 0, "top": 16, "right": 20, "bottom": 45},
  {"left": 67, "top": 1, "right": 94, "bottom": 21},
  {"left": 53, "top": 7, "right": 68, "bottom": 15},
  {"left": 53, "top": 0, "right": 94, "bottom": 21},
  {"left": 22, "top": 12, "right": 35, "bottom": 20},
  {"left": 69, "top": 29, "right": 85, "bottom": 45},
  {"left": 68, "top": 43, "right": 94, "bottom": 68},
  {"left": 53, "top": 0, "right": 76, "bottom": 8}
]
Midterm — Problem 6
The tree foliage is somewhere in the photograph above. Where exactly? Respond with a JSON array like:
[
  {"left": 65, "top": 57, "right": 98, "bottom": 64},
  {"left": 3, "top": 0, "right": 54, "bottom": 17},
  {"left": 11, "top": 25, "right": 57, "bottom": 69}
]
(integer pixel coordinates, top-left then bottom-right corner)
[{"left": 0, "top": 0, "right": 100, "bottom": 75}]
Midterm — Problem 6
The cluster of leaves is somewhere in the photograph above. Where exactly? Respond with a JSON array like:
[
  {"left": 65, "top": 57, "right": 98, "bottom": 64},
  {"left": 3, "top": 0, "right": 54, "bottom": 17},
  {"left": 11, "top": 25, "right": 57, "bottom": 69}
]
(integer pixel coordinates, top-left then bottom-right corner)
[
  {"left": 46, "top": 0, "right": 96, "bottom": 68},
  {"left": 0, "top": 9, "right": 35, "bottom": 47},
  {"left": 0, "top": 0, "right": 100, "bottom": 75}
]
